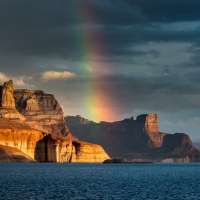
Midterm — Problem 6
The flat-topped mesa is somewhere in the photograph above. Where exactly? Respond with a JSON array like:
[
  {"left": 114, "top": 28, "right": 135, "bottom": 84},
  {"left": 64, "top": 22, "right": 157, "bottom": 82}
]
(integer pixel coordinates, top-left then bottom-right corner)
[
  {"left": 162, "top": 133, "right": 194, "bottom": 151},
  {"left": 65, "top": 114, "right": 200, "bottom": 162},
  {"left": 65, "top": 113, "right": 165, "bottom": 157},
  {"left": 136, "top": 114, "right": 160, "bottom": 132},
  {"left": 65, "top": 115, "right": 95, "bottom": 124},
  {"left": 14, "top": 89, "right": 63, "bottom": 115},
  {"left": 0, "top": 80, "right": 15, "bottom": 109}
]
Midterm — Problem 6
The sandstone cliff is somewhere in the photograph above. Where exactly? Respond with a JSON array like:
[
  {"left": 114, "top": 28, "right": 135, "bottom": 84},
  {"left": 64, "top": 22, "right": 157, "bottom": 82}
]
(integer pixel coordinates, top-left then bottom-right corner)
[
  {"left": 0, "top": 118, "right": 109, "bottom": 162},
  {"left": 0, "top": 80, "right": 15, "bottom": 108},
  {"left": 14, "top": 89, "right": 70, "bottom": 137},
  {"left": 0, "top": 80, "right": 110, "bottom": 163},
  {"left": 0, "top": 80, "right": 26, "bottom": 120},
  {"left": 0, "top": 118, "right": 43, "bottom": 159},
  {"left": 71, "top": 141, "right": 110, "bottom": 163},
  {"left": 65, "top": 115, "right": 200, "bottom": 162},
  {"left": 65, "top": 114, "right": 165, "bottom": 153},
  {"left": 0, "top": 144, "right": 36, "bottom": 163}
]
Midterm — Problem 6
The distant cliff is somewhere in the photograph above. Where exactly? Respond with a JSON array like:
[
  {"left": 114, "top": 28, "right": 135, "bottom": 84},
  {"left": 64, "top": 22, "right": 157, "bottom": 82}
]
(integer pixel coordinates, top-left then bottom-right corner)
[
  {"left": 0, "top": 80, "right": 110, "bottom": 163},
  {"left": 65, "top": 115, "right": 200, "bottom": 162}
]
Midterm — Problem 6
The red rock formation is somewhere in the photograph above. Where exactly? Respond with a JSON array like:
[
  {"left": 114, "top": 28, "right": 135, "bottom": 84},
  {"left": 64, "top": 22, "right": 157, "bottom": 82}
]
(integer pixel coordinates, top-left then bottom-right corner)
[
  {"left": 65, "top": 115, "right": 200, "bottom": 162},
  {"left": 0, "top": 80, "right": 15, "bottom": 108},
  {"left": 71, "top": 141, "right": 110, "bottom": 162},
  {"left": 0, "top": 80, "right": 26, "bottom": 120},
  {"left": 162, "top": 133, "right": 193, "bottom": 150},
  {"left": 0, "top": 80, "right": 110, "bottom": 163},
  {"left": 136, "top": 114, "right": 160, "bottom": 132},
  {"left": 65, "top": 114, "right": 165, "bottom": 154},
  {"left": 0, "top": 118, "right": 110, "bottom": 162},
  {"left": 0, "top": 144, "right": 36, "bottom": 163},
  {"left": 14, "top": 89, "right": 70, "bottom": 137},
  {"left": 0, "top": 118, "right": 44, "bottom": 159}
]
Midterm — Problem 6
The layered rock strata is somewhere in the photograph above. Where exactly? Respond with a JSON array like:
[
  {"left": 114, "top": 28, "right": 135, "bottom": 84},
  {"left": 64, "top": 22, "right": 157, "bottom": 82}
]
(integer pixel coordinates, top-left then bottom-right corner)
[
  {"left": 14, "top": 89, "right": 70, "bottom": 137},
  {"left": 0, "top": 118, "right": 43, "bottom": 159},
  {"left": 0, "top": 80, "right": 15, "bottom": 108},
  {"left": 0, "top": 80, "right": 110, "bottom": 162},
  {"left": 0, "top": 80, "right": 26, "bottom": 120},
  {"left": 65, "top": 115, "right": 200, "bottom": 162},
  {"left": 71, "top": 141, "right": 110, "bottom": 162},
  {"left": 0, "top": 118, "right": 110, "bottom": 162},
  {"left": 0, "top": 144, "right": 36, "bottom": 163},
  {"left": 65, "top": 114, "right": 165, "bottom": 153}
]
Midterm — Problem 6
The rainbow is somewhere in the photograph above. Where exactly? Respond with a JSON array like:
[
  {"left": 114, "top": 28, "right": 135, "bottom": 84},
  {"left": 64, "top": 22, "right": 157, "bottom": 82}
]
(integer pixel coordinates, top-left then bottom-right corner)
[{"left": 71, "top": 1, "right": 115, "bottom": 122}]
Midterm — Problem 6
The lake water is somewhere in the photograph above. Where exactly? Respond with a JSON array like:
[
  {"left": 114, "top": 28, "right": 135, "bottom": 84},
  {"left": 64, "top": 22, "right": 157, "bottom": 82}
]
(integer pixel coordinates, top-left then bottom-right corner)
[{"left": 0, "top": 163, "right": 200, "bottom": 199}]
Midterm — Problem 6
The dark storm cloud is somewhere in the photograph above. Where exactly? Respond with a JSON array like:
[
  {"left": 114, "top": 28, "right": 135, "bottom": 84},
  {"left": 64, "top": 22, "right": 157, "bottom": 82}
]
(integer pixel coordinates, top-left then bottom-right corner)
[
  {"left": 34, "top": 71, "right": 200, "bottom": 115},
  {"left": 125, "top": 0, "right": 200, "bottom": 22},
  {"left": 1, "top": 0, "right": 200, "bottom": 63},
  {"left": 0, "top": 0, "right": 145, "bottom": 58}
]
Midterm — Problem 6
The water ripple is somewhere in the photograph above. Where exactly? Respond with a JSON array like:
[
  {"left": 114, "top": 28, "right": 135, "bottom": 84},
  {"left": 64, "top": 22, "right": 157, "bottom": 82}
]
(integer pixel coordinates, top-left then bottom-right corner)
[{"left": 0, "top": 163, "right": 200, "bottom": 199}]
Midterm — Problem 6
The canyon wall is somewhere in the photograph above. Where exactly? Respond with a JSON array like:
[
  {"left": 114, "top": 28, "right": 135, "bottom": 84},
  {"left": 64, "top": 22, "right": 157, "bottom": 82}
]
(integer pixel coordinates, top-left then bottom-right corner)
[
  {"left": 65, "top": 114, "right": 165, "bottom": 154},
  {"left": 0, "top": 80, "right": 110, "bottom": 162},
  {"left": 14, "top": 89, "right": 70, "bottom": 137},
  {"left": 0, "top": 118, "right": 110, "bottom": 162},
  {"left": 0, "top": 80, "right": 26, "bottom": 120},
  {"left": 0, "top": 80, "right": 15, "bottom": 108},
  {"left": 65, "top": 115, "right": 200, "bottom": 162},
  {"left": 0, "top": 144, "right": 37, "bottom": 163}
]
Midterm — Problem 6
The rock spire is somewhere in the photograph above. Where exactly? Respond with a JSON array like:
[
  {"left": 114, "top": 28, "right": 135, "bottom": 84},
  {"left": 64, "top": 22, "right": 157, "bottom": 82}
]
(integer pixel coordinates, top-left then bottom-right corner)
[{"left": 0, "top": 80, "right": 15, "bottom": 108}]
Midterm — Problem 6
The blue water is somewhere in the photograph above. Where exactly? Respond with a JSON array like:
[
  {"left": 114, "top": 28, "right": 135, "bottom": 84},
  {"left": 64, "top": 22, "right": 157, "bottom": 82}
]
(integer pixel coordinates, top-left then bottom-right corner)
[{"left": 0, "top": 163, "right": 200, "bottom": 199}]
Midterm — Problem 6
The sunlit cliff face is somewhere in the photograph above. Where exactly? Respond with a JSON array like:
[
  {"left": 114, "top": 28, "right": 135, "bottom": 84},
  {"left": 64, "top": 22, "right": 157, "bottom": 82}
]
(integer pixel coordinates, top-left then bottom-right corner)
[{"left": 0, "top": 80, "right": 110, "bottom": 163}]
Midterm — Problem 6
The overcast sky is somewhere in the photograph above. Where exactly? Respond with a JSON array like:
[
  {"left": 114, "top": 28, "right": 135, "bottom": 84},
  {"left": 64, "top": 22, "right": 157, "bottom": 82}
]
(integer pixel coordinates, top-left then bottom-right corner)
[{"left": 1, "top": 0, "right": 200, "bottom": 140}]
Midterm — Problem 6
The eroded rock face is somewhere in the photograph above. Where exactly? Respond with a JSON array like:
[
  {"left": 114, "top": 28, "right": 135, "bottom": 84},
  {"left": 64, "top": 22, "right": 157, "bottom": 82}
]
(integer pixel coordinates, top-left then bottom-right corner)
[
  {"left": 0, "top": 80, "right": 70, "bottom": 137},
  {"left": 0, "top": 118, "right": 110, "bottom": 162},
  {"left": 65, "top": 115, "right": 200, "bottom": 162},
  {"left": 0, "top": 81, "right": 110, "bottom": 163},
  {"left": 0, "top": 144, "right": 37, "bottom": 163},
  {"left": 65, "top": 114, "right": 165, "bottom": 156},
  {"left": 0, "top": 80, "right": 26, "bottom": 121},
  {"left": 162, "top": 133, "right": 193, "bottom": 150},
  {"left": 0, "top": 118, "right": 44, "bottom": 159},
  {"left": 0, "top": 80, "right": 15, "bottom": 108},
  {"left": 14, "top": 89, "right": 70, "bottom": 137},
  {"left": 34, "top": 134, "right": 109, "bottom": 162},
  {"left": 136, "top": 114, "right": 160, "bottom": 132},
  {"left": 71, "top": 141, "right": 110, "bottom": 162},
  {"left": 65, "top": 115, "right": 95, "bottom": 124},
  {"left": 35, "top": 133, "right": 74, "bottom": 162}
]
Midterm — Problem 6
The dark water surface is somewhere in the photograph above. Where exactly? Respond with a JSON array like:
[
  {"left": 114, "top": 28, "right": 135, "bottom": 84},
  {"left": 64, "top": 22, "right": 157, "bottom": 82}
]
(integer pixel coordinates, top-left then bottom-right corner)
[{"left": 1, "top": 163, "right": 200, "bottom": 200}]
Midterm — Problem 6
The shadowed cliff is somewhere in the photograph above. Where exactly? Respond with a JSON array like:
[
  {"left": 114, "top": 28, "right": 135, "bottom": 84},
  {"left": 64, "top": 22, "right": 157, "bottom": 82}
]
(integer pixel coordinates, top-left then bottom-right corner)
[{"left": 65, "top": 115, "right": 200, "bottom": 162}]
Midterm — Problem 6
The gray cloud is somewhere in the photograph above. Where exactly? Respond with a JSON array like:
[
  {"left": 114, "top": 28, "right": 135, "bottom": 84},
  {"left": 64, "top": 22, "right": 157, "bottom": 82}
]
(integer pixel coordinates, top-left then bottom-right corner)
[
  {"left": 125, "top": 0, "right": 200, "bottom": 22},
  {"left": 23, "top": 71, "right": 200, "bottom": 116},
  {"left": 1, "top": 0, "right": 200, "bottom": 63}
]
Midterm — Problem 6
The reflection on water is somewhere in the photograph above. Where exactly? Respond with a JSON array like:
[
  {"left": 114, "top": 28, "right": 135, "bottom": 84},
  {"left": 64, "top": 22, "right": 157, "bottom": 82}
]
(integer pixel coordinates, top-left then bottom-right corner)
[{"left": 0, "top": 163, "right": 200, "bottom": 199}]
